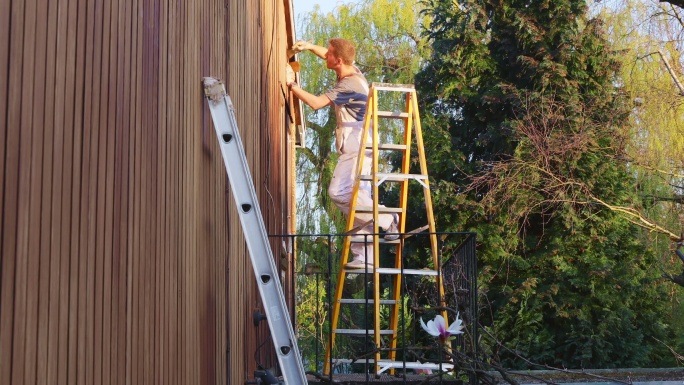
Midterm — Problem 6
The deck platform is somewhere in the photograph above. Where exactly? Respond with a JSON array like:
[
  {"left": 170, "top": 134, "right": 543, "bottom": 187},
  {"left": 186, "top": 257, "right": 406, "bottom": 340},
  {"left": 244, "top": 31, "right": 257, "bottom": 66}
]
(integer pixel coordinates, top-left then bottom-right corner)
[{"left": 306, "top": 373, "right": 463, "bottom": 384}]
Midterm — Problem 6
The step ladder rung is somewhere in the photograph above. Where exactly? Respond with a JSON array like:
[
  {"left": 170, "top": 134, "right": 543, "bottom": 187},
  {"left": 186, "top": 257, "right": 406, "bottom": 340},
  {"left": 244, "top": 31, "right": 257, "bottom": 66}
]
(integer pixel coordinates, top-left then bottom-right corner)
[
  {"left": 376, "top": 268, "right": 439, "bottom": 276},
  {"left": 365, "top": 143, "right": 407, "bottom": 151},
  {"left": 347, "top": 225, "right": 429, "bottom": 244},
  {"left": 348, "top": 236, "right": 399, "bottom": 244},
  {"left": 358, "top": 173, "right": 428, "bottom": 182},
  {"left": 354, "top": 206, "right": 403, "bottom": 214},
  {"left": 371, "top": 82, "right": 416, "bottom": 92},
  {"left": 331, "top": 359, "right": 454, "bottom": 374},
  {"left": 341, "top": 267, "right": 439, "bottom": 276},
  {"left": 334, "top": 329, "right": 395, "bottom": 335},
  {"left": 339, "top": 299, "right": 398, "bottom": 305},
  {"left": 377, "top": 111, "right": 409, "bottom": 119}
]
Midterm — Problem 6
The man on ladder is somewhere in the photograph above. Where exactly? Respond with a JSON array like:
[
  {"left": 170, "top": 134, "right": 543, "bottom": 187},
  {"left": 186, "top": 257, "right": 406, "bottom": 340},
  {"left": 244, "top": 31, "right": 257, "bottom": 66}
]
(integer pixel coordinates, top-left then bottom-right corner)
[{"left": 288, "top": 38, "right": 399, "bottom": 269}]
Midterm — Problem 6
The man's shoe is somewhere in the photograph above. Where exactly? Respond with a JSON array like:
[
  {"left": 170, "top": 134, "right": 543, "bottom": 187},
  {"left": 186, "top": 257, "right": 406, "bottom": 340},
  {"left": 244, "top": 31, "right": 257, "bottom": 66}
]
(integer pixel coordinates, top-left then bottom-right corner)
[
  {"left": 345, "top": 259, "right": 373, "bottom": 270},
  {"left": 384, "top": 214, "right": 400, "bottom": 241}
]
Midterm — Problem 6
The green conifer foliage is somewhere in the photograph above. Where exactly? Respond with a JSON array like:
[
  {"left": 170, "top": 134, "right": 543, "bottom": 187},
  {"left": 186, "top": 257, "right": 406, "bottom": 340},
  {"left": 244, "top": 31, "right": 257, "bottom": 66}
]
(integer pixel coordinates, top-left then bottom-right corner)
[{"left": 417, "top": 0, "right": 676, "bottom": 368}]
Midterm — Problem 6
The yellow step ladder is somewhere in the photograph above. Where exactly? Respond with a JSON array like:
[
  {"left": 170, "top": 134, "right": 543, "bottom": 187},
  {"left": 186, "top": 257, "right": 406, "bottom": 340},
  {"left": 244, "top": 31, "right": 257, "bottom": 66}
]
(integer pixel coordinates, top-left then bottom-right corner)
[{"left": 323, "top": 83, "right": 447, "bottom": 375}]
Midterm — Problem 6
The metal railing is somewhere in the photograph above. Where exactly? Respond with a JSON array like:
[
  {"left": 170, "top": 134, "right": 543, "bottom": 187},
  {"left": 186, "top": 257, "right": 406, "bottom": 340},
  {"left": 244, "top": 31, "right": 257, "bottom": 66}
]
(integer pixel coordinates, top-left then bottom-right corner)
[{"left": 271, "top": 231, "right": 477, "bottom": 384}]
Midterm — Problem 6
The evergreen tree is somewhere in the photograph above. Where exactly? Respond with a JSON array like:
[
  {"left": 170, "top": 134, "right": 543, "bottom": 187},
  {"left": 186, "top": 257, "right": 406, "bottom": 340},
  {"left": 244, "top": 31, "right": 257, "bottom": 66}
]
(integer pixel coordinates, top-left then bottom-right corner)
[{"left": 417, "top": 0, "right": 676, "bottom": 368}]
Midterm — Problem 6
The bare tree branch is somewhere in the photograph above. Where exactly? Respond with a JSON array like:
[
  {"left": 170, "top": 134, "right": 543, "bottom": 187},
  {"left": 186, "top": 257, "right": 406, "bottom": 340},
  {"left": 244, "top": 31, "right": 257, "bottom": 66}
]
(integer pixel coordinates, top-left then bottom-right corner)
[{"left": 478, "top": 327, "right": 633, "bottom": 385}]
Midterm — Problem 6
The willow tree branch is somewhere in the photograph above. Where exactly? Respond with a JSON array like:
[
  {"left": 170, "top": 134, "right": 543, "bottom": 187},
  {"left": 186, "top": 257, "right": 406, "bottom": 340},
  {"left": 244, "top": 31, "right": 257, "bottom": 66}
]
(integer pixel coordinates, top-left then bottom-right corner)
[{"left": 590, "top": 196, "right": 681, "bottom": 241}]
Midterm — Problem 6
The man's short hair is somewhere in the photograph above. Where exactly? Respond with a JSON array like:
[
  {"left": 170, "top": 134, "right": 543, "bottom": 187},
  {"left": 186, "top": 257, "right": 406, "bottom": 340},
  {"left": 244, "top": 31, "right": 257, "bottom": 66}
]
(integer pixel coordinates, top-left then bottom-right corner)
[{"left": 328, "top": 38, "right": 356, "bottom": 65}]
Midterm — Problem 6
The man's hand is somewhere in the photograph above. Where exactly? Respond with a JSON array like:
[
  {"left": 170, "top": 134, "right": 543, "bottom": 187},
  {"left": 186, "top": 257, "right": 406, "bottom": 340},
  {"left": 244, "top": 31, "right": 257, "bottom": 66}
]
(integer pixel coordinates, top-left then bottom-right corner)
[{"left": 292, "top": 40, "right": 312, "bottom": 53}]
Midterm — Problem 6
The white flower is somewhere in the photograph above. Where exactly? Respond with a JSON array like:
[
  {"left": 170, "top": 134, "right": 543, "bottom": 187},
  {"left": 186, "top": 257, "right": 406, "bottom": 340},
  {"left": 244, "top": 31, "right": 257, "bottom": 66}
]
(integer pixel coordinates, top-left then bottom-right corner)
[{"left": 420, "top": 314, "right": 464, "bottom": 342}]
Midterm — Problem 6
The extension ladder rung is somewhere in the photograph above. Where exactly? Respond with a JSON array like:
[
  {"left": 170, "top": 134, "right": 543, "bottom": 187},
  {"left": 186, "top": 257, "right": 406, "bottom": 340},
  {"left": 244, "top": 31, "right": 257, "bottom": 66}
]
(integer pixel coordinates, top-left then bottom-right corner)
[
  {"left": 365, "top": 143, "right": 407, "bottom": 151},
  {"left": 355, "top": 205, "right": 402, "bottom": 214},
  {"left": 334, "top": 329, "right": 395, "bottom": 335},
  {"left": 339, "top": 299, "right": 398, "bottom": 305},
  {"left": 358, "top": 173, "right": 428, "bottom": 182},
  {"left": 372, "top": 82, "right": 416, "bottom": 92},
  {"left": 377, "top": 111, "right": 409, "bottom": 119}
]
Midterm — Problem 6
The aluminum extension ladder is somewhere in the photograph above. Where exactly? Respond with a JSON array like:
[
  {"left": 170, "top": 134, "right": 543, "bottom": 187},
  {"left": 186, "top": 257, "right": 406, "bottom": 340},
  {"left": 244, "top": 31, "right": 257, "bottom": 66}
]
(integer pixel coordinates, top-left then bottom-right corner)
[
  {"left": 202, "top": 77, "right": 307, "bottom": 384},
  {"left": 323, "top": 83, "right": 448, "bottom": 375}
]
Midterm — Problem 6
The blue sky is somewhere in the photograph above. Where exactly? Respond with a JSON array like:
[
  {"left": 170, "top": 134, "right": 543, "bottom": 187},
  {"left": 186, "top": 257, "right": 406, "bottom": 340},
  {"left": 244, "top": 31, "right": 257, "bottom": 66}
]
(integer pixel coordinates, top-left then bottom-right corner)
[{"left": 293, "top": 0, "right": 360, "bottom": 20}]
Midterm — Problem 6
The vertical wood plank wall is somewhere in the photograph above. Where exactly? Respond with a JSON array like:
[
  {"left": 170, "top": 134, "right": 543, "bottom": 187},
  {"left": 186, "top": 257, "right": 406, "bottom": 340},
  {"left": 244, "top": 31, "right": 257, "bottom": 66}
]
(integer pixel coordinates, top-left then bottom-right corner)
[{"left": 0, "top": 0, "right": 297, "bottom": 384}]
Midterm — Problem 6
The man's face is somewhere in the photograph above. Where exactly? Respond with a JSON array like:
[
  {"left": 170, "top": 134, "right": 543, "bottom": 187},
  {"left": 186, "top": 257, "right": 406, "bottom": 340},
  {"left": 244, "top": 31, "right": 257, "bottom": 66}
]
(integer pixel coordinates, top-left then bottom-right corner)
[{"left": 325, "top": 45, "right": 340, "bottom": 70}]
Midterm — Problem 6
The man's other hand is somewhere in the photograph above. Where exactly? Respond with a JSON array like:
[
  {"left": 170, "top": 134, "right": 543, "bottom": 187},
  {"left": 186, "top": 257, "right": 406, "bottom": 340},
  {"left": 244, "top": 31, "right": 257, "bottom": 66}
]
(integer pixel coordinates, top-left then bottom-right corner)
[{"left": 292, "top": 40, "right": 312, "bottom": 53}]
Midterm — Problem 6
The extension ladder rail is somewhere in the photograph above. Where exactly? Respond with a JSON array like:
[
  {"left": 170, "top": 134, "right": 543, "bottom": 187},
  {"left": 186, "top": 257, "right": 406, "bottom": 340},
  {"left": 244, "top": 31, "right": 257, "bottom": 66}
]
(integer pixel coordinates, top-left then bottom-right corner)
[{"left": 202, "top": 77, "right": 307, "bottom": 384}]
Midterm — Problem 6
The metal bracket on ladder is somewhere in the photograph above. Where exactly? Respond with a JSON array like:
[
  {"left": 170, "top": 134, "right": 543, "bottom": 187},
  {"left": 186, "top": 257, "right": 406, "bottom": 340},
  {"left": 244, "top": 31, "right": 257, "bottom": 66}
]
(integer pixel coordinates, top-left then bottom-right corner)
[{"left": 202, "top": 77, "right": 307, "bottom": 384}]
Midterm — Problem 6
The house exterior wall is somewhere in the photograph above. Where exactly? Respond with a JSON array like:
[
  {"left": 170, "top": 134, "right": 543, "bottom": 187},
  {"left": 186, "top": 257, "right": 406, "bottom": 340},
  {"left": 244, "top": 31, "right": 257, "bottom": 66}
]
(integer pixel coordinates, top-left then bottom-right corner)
[{"left": 0, "top": 0, "right": 297, "bottom": 384}]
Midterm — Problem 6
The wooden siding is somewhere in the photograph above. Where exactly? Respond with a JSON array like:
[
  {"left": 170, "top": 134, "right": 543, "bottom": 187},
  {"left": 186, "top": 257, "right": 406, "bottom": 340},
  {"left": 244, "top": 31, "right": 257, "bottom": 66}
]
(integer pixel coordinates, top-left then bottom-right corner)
[{"left": 0, "top": 0, "right": 297, "bottom": 384}]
